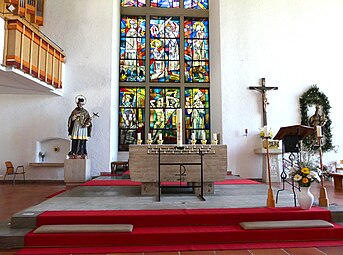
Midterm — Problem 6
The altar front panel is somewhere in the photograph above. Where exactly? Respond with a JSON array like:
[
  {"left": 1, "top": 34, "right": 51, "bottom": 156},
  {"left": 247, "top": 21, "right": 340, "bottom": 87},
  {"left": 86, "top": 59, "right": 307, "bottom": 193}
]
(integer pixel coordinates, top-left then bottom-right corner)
[{"left": 129, "top": 145, "right": 228, "bottom": 183}]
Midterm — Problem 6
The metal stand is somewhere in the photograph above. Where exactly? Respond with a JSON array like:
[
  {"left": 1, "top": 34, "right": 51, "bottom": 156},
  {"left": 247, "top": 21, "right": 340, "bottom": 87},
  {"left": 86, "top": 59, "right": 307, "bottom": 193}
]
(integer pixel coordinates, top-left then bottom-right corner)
[
  {"left": 148, "top": 145, "right": 215, "bottom": 202},
  {"left": 276, "top": 150, "right": 300, "bottom": 206}
]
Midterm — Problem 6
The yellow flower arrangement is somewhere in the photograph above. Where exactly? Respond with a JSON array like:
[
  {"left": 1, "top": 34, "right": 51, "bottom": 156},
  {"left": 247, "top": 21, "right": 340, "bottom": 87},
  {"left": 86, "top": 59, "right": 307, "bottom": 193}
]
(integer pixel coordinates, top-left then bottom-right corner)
[{"left": 290, "top": 164, "right": 320, "bottom": 187}]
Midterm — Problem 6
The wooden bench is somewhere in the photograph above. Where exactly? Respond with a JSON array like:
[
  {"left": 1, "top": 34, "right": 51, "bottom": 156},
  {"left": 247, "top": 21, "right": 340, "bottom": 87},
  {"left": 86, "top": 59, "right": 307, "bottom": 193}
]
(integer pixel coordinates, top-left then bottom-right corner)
[
  {"left": 331, "top": 173, "right": 343, "bottom": 191},
  {"left": 111, "top": 161, "right": 129, "bottom": 174}
]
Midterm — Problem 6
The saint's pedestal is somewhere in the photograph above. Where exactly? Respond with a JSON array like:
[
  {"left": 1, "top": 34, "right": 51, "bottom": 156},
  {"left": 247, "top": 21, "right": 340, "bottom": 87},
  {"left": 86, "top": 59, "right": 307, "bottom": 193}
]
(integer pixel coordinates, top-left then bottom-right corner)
[{"left": 64, "top": 159, "right": 91, "bottom": 186}]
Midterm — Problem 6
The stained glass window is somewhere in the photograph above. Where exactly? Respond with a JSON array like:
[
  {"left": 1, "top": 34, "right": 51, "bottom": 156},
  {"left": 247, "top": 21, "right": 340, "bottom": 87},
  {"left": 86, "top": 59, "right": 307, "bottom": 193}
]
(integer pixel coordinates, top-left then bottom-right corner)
[
  {"left": 149, "top": 88, "right": 180, "bottom": 143},
  {"left": 119, "top": 87, "right": 146, "bottom": 150},
  {"left": 119, "top": 2, "right": 210, "bottom": 150},
  {"left": 150, "top": 17, "right": 180, "bottom": 82},
  {"left": 120, "top": 16, "right": 146, "bottom": 82},
  {"left": 151, "top": 0, "right": 179, "bottom": 8},
  {"left": 121, "top": 0, "right": 146, "bottom": 7},
  {"left": 184, "top": 18, "right": 209, "bottom": 82},
  {"left": 184, "top": 0, "right": 208, "bottom": 9},
  {"left": 185, "top": 88, "right": 210, "bottom": 143}
]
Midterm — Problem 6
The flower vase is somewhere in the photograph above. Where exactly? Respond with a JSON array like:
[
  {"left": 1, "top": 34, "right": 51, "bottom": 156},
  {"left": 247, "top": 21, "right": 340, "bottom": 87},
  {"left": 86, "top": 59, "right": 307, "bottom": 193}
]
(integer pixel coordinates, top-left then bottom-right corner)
[{"left": 297, "top": 186, "right": 314, "bottom": 210}]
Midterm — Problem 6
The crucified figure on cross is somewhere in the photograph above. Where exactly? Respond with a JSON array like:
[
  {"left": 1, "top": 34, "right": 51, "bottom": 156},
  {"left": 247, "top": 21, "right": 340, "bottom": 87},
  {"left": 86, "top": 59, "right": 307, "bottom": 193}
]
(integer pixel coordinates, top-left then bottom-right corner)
[{"left": 249, "top": 78, "right": 278, "bottom": 126}]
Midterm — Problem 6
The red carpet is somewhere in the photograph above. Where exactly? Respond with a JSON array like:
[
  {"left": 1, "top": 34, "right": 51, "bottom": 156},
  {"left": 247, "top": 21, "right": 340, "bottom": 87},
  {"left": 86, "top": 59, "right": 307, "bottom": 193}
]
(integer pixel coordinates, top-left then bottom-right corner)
[
  {"left": 21, "top": 206, "right": 343, "bottom": 253},
  {"left": 80, "top": 178, "right": 261, "bottom": 186},
  {"left": 45, "top": 189, "right": 66, "bottom": 198}
]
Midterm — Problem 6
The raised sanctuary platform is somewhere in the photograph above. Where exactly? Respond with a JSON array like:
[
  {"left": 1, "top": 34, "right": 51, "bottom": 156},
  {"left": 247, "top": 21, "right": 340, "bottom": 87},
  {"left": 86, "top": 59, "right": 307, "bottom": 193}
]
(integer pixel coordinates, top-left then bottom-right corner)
[{"left": 129, "top": 144, "right": 227, "bottom": 196}]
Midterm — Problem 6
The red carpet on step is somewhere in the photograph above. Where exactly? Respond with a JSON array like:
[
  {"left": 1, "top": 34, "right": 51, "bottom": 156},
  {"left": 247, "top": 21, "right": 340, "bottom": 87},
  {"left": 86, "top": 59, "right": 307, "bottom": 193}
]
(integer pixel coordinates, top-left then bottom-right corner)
[
  {"left": 23, "top": 206, "right": 343, "bottom": 250},
  {"left": 80, "top": 178, "right": 261, "bottom": 186}
]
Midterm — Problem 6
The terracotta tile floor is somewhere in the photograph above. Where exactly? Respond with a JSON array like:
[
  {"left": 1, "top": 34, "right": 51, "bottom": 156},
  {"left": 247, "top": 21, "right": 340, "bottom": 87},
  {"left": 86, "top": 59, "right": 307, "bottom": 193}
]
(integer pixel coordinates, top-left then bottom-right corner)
[{"left": 0, "top": 180, "right": 343, "bottom": 255}]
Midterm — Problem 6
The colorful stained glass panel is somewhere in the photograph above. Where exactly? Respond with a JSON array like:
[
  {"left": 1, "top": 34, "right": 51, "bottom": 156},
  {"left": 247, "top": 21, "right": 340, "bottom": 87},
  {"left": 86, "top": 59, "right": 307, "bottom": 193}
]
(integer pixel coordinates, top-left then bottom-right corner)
[
  {"left": 151, "top": 0, "right": 179, "bottom": 8},
  {"left": 184, "top": 0, "right": 208, "bottom": 9},
  {"left": 119, "top": 87, "right": 146, "bottom": 151},
  {"left": 121, "top": 0, "right": 146, "bottom": 7},
  {"left": 184, "top": 88, "right": 210, "bottom": 143},
  {"left": 149, "top": 88, "right": 180, "bottom": 143},
  {"left": 184, "top": 18, "right": 209, "bottom": 83},
  {"left": 150, "top": 17, "right": 180, "bottom": 82},
  {"left": 120, "top": 16, "right": 146, "bottom": 82}
]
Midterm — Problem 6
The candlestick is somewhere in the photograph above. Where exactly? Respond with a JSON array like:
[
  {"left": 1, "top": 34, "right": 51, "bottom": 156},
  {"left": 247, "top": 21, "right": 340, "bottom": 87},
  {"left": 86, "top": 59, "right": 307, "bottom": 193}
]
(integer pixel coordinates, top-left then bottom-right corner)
[
  {"left": 317, "top": 126, "right": 322, "bottom": 137},
  {"left": 263, "top": 125, "right": 269, "bottom": 138},
  {"left": 202, "top": 131, "right": 206, "bottom": 140},
  {"left": 213, "top": 133, "right": 217, "bottom": 141},
  {"left": 177, "top": 109, "right": 182, "bottom": 146},
  {"left": 137, "top": 132, "right": 141, "bottom": 141}
]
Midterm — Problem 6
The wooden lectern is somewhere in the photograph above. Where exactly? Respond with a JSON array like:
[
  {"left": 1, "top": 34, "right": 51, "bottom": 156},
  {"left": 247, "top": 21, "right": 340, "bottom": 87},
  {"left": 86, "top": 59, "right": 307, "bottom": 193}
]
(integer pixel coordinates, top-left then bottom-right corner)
[{"left": 274, "top": 125, "right": 314, "bottom": 206}]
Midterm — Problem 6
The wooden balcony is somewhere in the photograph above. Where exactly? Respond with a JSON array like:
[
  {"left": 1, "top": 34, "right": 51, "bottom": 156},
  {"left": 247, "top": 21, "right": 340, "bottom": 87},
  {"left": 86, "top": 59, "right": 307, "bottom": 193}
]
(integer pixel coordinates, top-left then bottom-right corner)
[{"left": 0, "top": 16, "right": 65, "bottom": 95}]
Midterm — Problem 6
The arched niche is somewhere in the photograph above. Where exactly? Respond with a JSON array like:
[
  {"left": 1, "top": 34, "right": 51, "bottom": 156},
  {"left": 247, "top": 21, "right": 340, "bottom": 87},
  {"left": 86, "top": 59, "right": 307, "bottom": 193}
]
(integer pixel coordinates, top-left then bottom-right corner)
[{"left": 35, "top": 138, "right": 70, "bottom": 163}]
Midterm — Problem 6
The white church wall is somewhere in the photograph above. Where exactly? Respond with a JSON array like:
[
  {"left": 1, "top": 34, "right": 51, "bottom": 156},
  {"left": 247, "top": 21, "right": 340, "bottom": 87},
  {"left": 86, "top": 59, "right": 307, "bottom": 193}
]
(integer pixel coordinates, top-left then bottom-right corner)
[
  {"left": 0, "top": 0, "right": 114, "bottom": 179},
  {"left": 220, "top": 0, "right": 343, "bottom": 178},
  {"left": 1, "top": 0, "right": 343, "bottom": 181}
]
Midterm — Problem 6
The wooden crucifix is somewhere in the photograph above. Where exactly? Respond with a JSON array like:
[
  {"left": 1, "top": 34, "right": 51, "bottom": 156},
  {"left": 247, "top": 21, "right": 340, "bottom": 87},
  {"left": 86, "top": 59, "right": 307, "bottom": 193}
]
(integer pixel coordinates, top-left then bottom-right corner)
[{"left": 249, "top": 78, "right": 278, "bottom": 126}]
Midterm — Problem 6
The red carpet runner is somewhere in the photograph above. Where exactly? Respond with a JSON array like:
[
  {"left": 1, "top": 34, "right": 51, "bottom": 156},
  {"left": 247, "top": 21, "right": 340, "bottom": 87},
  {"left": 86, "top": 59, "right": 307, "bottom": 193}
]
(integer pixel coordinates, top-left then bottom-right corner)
[{"left": 18, "top": 207, "right": 343, "bottom": 254}]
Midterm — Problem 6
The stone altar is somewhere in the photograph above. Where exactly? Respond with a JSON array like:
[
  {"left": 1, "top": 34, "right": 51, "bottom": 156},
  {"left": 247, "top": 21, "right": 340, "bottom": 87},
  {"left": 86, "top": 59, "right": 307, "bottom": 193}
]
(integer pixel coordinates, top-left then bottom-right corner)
[{"left": 129, "top": 144, "right": 228, "bottom": 195}]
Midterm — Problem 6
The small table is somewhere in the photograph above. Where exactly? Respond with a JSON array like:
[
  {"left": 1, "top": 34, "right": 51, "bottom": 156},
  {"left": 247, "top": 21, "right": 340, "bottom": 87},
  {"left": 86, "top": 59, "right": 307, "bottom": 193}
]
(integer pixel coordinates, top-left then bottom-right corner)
[
  {"left": 111, "top": 161, "right": 128, "bottom": 174},
  {"left": 254, "top": 148, "right": 282, "bottom": 182},
  {"left": 331, "top": 173, "right": 343, "bottom": 191}
]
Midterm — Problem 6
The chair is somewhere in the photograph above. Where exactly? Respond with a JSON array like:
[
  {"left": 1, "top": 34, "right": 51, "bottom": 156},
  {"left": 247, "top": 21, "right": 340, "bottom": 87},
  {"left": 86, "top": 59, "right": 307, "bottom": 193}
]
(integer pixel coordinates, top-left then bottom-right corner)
[{"left": 4, "top": 161, "right": 25, "bottom": 185}]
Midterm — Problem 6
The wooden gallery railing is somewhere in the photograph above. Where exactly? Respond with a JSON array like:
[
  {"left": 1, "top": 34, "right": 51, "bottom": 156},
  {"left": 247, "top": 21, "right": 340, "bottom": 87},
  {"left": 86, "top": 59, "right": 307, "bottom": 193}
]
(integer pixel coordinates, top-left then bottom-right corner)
[{"left": 3, "top": 17, "right": 65, "bottom": 89}]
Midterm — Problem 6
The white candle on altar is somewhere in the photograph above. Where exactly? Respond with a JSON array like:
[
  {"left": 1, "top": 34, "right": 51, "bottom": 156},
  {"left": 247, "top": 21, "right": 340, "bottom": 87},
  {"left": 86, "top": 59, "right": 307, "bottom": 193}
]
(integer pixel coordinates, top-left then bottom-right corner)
[
  {"left": 213, "top": 133, "right": 217, "bottom": 141},
  {"left": 191, "top": 133, "right": 195, "bottom": 140},
  {"left": 263, "top": 126, "right": 268, "bottom": 138},
  {"left": 148, "top": 133, "right": 152, "bottom": 140},
  {"left": 159, "top": 133, "right": 162, "bottom": 140},
  {"left": 137, "top": 132, "right": 141, "bottom": 141},
  {"left": 202, "top": 131, "right": 206, "bottom": 140},
  {"left": 317, "top": 126, "right": 322, "bottom": 137},
  {"left": 176, "top": 109, "right": 182, "bottom": 146}
]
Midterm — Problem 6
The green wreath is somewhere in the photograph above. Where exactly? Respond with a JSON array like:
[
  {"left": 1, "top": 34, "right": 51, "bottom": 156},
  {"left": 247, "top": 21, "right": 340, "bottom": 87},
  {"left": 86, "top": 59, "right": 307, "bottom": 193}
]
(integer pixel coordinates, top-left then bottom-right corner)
[{"left": 299, "top": 85, "right": 333, "bottom": 152}]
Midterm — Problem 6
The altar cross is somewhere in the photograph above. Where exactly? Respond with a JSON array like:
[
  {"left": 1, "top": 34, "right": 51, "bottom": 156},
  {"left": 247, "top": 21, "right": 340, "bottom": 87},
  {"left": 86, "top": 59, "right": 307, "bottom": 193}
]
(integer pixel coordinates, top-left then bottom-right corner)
[{"left": 249, "top": 78, "right": 278, "bottom": 126}]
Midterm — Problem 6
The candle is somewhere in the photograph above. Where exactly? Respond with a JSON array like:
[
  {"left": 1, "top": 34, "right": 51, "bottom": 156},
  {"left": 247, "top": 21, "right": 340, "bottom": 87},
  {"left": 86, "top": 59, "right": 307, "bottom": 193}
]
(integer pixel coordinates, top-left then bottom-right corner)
[
  {"left": 176, "top": 109, "right": 182, "bottom": 146},
  {"left": 317, "top": 126, "right": 322, "bottom": 137},
  {"left": 263, "top": 126, "right": 268, "bottom": 138},
  {"left": 202, "top": 131, "right": 206, "bottom": 140},
  {"left": 159, "top": 133, "right": 162, "bottom": 140},
  {"left": 148, "top": 133, "right": 152, "bottom": 140},
  {"left": 213, "top": 133, "right": 217, "bottom": 141},
  {"left": 137, "top": 132, "right": 141, "bottom": 140},
  {"left": 191, "top": 133, "right": 195, "bottom": 140}
]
